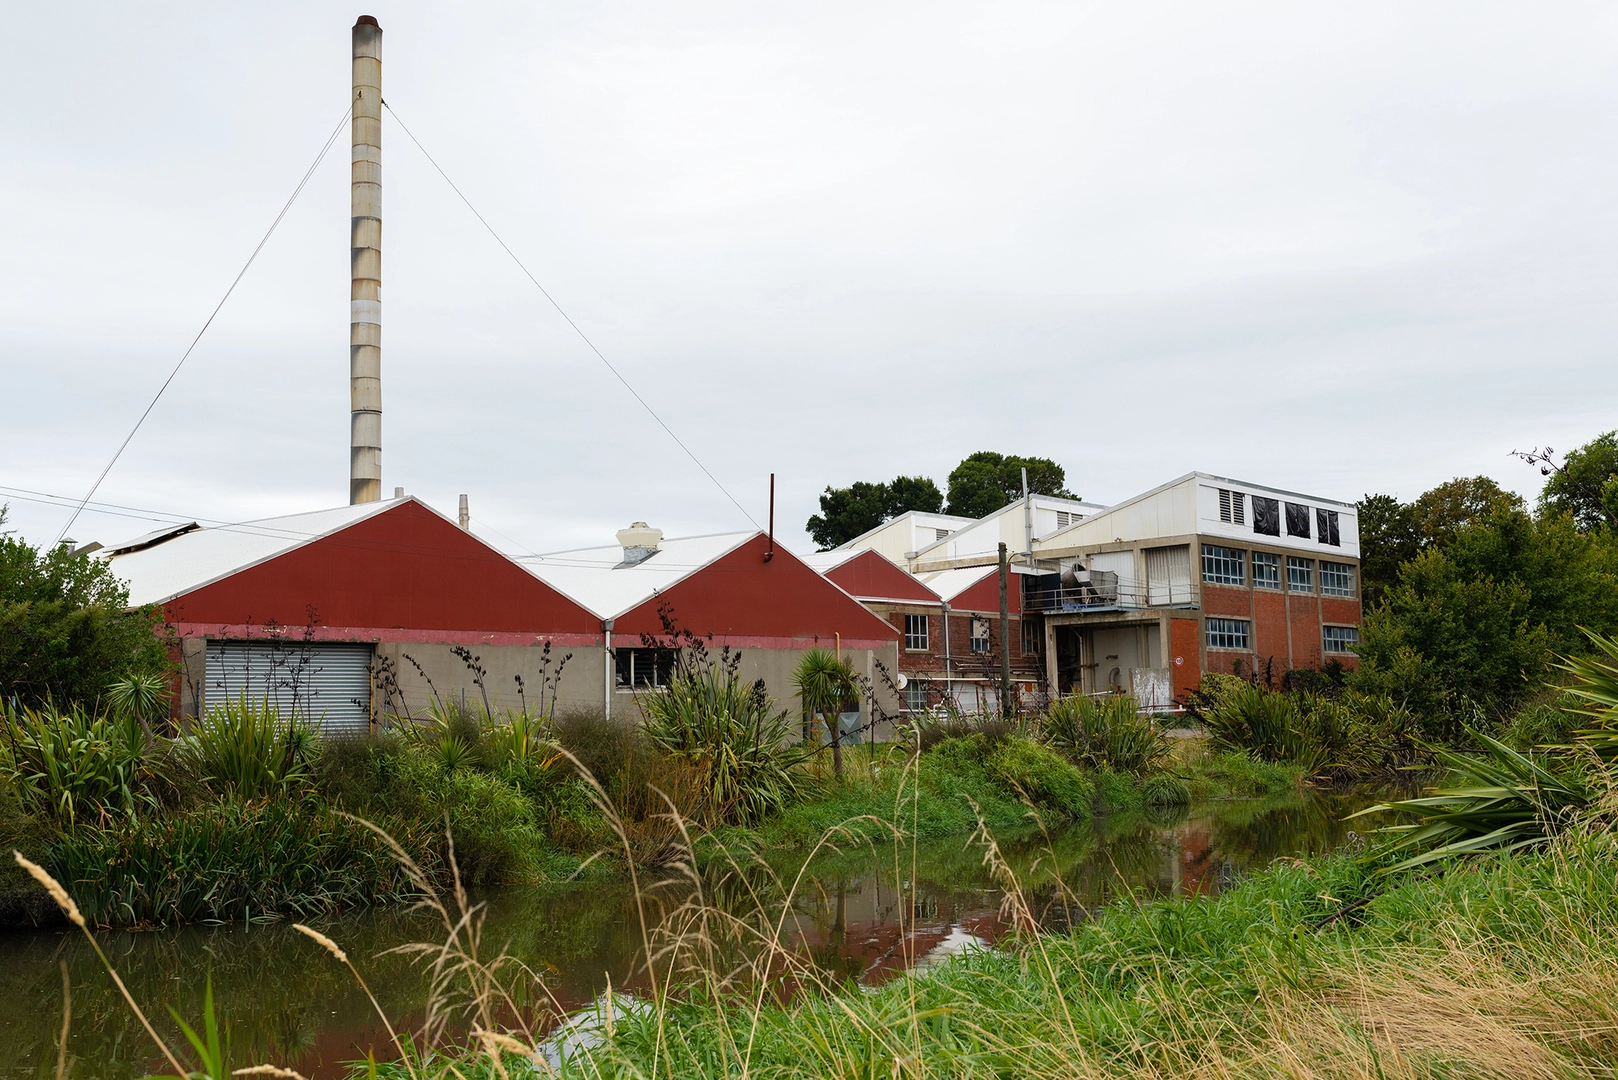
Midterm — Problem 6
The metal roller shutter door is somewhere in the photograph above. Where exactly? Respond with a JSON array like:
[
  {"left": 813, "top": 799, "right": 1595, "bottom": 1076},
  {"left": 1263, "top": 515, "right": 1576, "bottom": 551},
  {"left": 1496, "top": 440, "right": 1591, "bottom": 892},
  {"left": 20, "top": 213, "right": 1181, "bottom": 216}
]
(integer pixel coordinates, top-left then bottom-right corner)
[{"left": 204, "top": 640, "right": 373, "bottom": 736}]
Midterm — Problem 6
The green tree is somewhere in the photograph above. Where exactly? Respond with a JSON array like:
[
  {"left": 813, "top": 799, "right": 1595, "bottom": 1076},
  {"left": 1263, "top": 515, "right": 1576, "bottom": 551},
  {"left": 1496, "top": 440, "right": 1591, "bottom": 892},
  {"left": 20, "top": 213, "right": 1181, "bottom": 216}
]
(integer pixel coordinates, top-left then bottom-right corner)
[
  {"left": 805, "top": 476, "right": 943, "bottom": 550},
  {"left": 1536, "top": 430, "right": 1618, "bottom": 532},
  {"left": 0, "top": 508, "right": 168, "bottom": 706},
  {"left": 1411, "top": 476, "right": 1525, "bottom": 549},
  {"left": 944, "top": 452, "right": 1075, "bottom": 518},
  {"left": 791, "top": 647, "right": 858, "bottom": 781},
  {"left": 1356, "top": 493, "right": 1420, "bottom": 607}
]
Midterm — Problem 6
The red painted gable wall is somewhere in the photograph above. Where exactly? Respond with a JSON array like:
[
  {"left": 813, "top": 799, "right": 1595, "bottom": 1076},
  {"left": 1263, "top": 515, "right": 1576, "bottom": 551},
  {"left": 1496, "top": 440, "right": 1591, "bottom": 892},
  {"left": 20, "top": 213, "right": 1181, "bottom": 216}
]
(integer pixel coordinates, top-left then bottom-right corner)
[
  {"left": 824, "top": 550, "right": 939, "bottom": 604},
  {"left": 164, "top": 501, "right": 599, "bottom": 636},
  {"left": 945, "top": 571, "right": 1022, "bottom": 615},
  {"left": 615, "top": 535, "right": 900, "bottom": 645}
]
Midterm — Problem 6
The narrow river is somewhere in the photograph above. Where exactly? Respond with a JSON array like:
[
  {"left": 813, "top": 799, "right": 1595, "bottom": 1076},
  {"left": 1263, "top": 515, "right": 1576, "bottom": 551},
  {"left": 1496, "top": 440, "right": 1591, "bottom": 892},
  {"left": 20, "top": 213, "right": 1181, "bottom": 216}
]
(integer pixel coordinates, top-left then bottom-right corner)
[{"left": 0, "top": 790, "right": 1389, "bottom": 1077}]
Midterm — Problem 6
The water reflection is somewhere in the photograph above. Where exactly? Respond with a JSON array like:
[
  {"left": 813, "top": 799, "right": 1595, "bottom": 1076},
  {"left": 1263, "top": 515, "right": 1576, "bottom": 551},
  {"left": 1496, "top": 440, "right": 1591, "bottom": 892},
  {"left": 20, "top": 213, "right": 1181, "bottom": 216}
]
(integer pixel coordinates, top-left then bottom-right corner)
[{"left": 0, "top": 790, "right": 1389, "bottom": 1078}]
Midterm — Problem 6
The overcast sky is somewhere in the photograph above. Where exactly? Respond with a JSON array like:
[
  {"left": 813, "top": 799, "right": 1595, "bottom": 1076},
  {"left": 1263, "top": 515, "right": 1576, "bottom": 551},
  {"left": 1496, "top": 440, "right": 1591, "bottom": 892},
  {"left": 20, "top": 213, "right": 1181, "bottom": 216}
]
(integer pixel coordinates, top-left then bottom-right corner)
[{"left": 3, "top": 2, "right": 1615, "bottom": 555}]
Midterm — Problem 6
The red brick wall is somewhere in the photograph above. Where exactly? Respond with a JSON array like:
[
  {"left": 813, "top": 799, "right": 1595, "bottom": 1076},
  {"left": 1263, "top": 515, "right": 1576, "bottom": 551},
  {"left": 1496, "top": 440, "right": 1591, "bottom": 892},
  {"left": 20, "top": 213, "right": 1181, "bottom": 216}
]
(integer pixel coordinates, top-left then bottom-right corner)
[
  {"left": 1287, "top": 594, "right": 1323, "bottom": 669},
  {"left": 1253, "top": 588, "right": 1289, "bottom": 670}
]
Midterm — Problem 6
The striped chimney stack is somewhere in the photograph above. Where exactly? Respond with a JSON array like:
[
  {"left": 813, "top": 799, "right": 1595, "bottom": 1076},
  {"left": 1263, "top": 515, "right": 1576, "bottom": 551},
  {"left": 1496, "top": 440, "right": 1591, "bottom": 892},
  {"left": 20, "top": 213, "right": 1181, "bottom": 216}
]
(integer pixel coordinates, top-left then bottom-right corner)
[{"left": 349, "top": 16, "right": 383, "bottom": 504}]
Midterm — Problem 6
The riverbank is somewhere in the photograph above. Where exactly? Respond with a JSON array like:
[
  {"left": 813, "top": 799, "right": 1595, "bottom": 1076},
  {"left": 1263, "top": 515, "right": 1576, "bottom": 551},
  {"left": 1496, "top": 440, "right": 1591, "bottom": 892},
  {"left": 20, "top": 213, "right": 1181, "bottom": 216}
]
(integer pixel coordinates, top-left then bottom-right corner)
[
  {"left": 0, "top": 784, "right": 1370, "bottom": 1077},
  {"left": 402, "top": 832, "right": 1618, "bottom": 1079},
  {"left": 0, "top": 699, "right": 1300, "bottom": 929}
]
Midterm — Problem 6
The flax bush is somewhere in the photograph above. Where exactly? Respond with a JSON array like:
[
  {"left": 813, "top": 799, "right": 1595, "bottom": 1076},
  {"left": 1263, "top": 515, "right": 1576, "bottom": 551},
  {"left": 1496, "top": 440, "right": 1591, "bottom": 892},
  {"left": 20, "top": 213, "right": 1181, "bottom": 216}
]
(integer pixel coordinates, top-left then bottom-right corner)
[
  {"left": 180, "top": 695, "right": 318, "bottom": 800},
  {"left": 0, "top": 699, "right": 148, "bottom": 825},
  {"left": 639, "top": 664, "right": 816, "bottom": 826},
  {"left": 1041, "top": 694, "right": 1169, "bottom": 775}
]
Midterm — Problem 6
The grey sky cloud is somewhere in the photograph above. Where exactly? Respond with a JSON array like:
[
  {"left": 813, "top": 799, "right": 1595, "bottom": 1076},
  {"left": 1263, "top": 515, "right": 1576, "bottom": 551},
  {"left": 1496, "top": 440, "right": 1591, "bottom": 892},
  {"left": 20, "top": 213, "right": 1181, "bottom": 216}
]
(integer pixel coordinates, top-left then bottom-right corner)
[{"left": 3, "top": 1, "right": 1614, "bottom": 553}]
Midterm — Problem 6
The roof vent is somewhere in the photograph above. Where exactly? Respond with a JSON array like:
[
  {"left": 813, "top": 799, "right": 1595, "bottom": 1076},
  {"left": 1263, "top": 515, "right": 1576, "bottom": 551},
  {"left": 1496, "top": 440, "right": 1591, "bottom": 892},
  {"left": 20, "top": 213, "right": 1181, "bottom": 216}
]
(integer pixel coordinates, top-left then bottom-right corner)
[{"left": 616, "top": 522, "right": 663, "bottom": 566}]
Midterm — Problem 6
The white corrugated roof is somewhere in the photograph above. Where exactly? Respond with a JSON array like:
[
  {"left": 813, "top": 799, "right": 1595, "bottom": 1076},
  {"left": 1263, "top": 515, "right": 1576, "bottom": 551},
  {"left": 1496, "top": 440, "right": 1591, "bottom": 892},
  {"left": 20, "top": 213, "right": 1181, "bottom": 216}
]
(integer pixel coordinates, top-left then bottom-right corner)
[
  {"left": 102, "top": 500, "right": 400, "bottom": 607},
  {"left": 917, "top": 562, "right": 1039, "bottom": 605},
  {"left": 798, "top": 549, "right": 861, "bottom": 573},
  {"left": 515, "top": 531, "right": 758, "bottom": 620}
]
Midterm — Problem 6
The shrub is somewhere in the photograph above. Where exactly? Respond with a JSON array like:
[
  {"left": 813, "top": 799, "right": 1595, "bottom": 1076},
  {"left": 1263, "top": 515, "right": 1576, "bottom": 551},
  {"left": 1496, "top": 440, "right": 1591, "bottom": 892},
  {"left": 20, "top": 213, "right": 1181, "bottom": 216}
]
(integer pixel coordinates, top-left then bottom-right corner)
[
  {"left": 1141, "top": 773, "right": 1191, "bottom": 807},
  {"left": 1, "top": 699, "right": 148, "bottom": 825},
  {"left": 1203, "top": 685, "right": 1328, "bottom": 774},
  {"left": 983, "top": 737, "right": 1093, "bottom": 820},
  {"left": 639, "top": 665, "right": 816, "bottom": 826},
  {"left": 181, "top": 696, "right": 318, "bottom": 800},
  {"left": 1041, "top": 694, "right": 1169, "bottom": 774},
  {"left": 552, "top": 706, "right": 644, "bottom": 794},
  {"left": 49, "top": 798, "right": 416, "bottom": 926},
  {"left": 424, "top": 767, "right": 550, "bottom": 885},
  {"left": 915, "top": 716, "right": 1015, "bottom": 754}
]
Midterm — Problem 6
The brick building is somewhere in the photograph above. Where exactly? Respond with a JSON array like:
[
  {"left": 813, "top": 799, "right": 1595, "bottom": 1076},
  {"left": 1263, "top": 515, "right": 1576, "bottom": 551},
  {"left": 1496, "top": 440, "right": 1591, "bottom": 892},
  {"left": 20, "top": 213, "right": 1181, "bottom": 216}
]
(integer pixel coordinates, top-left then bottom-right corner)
[{"left": 1027, "top": 473, "right": 1361, "bottom": 704}]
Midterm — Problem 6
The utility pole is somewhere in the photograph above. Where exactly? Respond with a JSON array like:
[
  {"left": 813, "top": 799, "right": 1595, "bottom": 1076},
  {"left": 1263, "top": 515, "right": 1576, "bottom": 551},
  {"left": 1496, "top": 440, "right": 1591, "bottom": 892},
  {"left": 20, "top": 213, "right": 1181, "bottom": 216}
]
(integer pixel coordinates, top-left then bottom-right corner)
[{"left": 998, "top": 541, "right": 1012, "bottom": 718}]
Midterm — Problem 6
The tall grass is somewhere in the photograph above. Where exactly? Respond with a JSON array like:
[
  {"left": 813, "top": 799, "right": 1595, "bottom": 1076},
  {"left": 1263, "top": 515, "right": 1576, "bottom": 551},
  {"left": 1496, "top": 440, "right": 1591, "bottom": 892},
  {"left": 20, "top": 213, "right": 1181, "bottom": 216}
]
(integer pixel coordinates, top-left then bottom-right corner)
[{"left": 18, "top": 767, "right": 1618, "bottom": 1080}]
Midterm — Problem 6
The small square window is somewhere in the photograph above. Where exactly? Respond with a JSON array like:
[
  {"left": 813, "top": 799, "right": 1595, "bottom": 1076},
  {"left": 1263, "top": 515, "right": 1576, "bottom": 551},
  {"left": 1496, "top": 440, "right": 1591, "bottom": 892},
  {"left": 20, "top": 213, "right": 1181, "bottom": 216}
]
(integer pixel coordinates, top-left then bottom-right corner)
[
  {"left": 904, "top": 680, "right": 929, "bottom": 712},
  {"left": 904, "top": 613, "right": 929, "bottom": 651},
  {"left": 1206, "top": 617, "right": 1251, "bottom": 650},
  {"left": 615, "top": 647, "right": 674, "bottom": 689},
  {"left": 1201, "top": 544, "right": 1245, "bottom": 586},
  {"left": 1320, "top": 561, "right": 1355, "bottom": 597},
  {"left": 970, "top": 618, "right": 991, "bottom": 654},
  {"left": 1287, "top": 556, "right": 1314, "bottom": 592},
  {"left": 1285, "top": 503, "right": 1312, "bottom": 538},
  {"left": 1252, "top": 551, "right": 1281, "bottom": 590},
  {"left": 1323, "top": 625, "right": 1360, "bottom": 654}
]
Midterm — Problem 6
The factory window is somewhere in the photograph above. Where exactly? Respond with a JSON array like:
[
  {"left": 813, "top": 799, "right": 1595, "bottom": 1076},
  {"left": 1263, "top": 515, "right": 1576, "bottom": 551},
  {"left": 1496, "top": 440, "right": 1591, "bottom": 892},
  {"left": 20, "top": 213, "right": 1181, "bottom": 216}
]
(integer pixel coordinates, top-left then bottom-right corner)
[
  {"left": 1201, "top": 544, "right": 1245, "bottom": 586},
  {"left": 1218, "top": 489, "right": 1246, "bottom": 525},
  {"left": 1287, "top": 556, "right": 1315, "bottom": 593},
  {"left": 1320, "top": 561, "right": 1355, "bottom": 597},
  {"left": 1252, "top": 551, "right": 1281, "bottom": 590},
  {"left": 1253, "top": 496, "right": 1281, "bottom": 537},
  {"left": 1323, "top": 625, "right": 1360, "bottom": 654},
  {"left": 1286, "top": 502, "right": 1312, "bottom": 538},
  {"left": 615, "top": 647, "right": 674, "bottom": 689},
  {"left": 1022, "top": 616, "right": 1045, "bottom": 656},
  {"left": 1206, "top": 618, "right": 1251, "bottom": 651},
  {"left": 1316, "top": 508, "right": 1342, "bottom": 547},
  {"left": 904, "top": 680, "right": 929, "bottom": 713},
  {"left": 970, "top": 617, "right": 991, "bottom": 654},
  {"left": 904, "top": 613, "right": 929, "bottom": 652}
]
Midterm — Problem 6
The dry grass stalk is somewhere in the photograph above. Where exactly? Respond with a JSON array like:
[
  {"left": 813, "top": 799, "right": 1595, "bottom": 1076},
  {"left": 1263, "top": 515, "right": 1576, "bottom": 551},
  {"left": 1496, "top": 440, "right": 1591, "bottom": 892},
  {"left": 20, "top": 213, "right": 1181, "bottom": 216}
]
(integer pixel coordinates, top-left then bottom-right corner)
[{"left": 232, "top": 1066, "right": 311, "bottom": 1079}]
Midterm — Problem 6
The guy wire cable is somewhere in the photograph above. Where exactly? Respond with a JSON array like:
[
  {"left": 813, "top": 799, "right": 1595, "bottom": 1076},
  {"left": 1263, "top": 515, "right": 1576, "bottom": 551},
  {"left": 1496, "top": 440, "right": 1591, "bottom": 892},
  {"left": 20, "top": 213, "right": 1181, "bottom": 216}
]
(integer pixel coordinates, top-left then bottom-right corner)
[
  {"left": 381, "top": 100, "right": 763, "bottom": 531},
  {"left": 54, "top": 105, "right": 356, "bottom": 546}
]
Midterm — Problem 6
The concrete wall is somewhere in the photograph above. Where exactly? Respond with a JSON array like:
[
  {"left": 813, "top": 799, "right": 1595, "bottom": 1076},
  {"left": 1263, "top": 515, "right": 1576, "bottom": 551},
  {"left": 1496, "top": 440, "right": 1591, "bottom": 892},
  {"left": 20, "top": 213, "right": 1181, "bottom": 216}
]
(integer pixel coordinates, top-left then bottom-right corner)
[{"left": 374, "top": 638, "right": 904, "bottom": 739}]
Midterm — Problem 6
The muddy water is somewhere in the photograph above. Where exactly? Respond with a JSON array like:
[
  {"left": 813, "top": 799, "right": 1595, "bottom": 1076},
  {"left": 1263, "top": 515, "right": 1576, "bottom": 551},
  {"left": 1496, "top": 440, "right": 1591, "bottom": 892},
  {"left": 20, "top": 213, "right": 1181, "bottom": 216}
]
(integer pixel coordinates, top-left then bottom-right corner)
[{"left": 0, "top": 790, "right": 1388, "bottom": 1078}]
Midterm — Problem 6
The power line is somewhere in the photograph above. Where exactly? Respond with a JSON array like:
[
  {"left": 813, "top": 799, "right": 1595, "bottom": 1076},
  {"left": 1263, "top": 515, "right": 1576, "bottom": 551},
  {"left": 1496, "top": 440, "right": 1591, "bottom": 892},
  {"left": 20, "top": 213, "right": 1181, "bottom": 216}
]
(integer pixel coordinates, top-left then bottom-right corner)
[
  {"left": 52, "top": 106, "right": 355, "bottom": 547},
  {"left": 380, "top": 100, "right": 763, "bottom": 531}
]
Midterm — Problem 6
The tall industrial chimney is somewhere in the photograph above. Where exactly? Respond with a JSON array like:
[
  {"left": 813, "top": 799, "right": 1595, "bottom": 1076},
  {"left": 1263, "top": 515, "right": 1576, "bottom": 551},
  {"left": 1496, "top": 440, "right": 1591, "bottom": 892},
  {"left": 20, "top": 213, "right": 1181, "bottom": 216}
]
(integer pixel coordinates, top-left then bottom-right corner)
[{"left": 349, "top": 16, "right": 383, "bottom": 504}]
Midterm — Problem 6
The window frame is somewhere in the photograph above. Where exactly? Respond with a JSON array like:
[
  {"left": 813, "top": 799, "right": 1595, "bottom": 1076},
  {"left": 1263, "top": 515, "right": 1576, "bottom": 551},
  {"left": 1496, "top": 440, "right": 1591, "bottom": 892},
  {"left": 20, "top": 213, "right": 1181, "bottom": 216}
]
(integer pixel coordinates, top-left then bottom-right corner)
[
  {"left": 903, "top": 612, "right": 930, "bottom": 651},
  {"left": 1323, "top": 625, "right": 1360, "bottom": 654},
  {"left": 615, "top": 646, "right": 675, "bottom": 689},
  {"left": 1251, "top": 550, "right": 1281, "bottom": 590},
  {"left": 1205, "top": 617, "right": 1251, "bottom": 651},
  {"left": 969, "top": 617, "right": 991, "bottom": 654},
  {"left": 1201, "top": 544, "right": 1246, "bottom": 586},
  {"left": 1286, "top": 556, "right": 1315, "bottom": 593},
  {"left": 1319, "top": 561, "right": 1355, "bottom": 598},
  {"left": 1285, "top": 502, "right": 1312, "bottom": 539}
]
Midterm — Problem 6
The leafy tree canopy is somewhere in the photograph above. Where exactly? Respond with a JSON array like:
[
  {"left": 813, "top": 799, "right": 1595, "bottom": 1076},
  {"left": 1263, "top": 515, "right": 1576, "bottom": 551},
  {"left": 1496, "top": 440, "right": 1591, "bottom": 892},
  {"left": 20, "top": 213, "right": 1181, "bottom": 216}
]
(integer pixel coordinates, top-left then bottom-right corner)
[
  {"left": 1537, "top": 430, "right": 1618, "bottom": 532},
  {"left": 944, "top": 452, "right": 1075, "bottom": 519},
  {"left": 805, "top": 476, "right": 943, "bottom": 550},
  {"left": 0, "top": 507, "right": 169, "bottom": 706},
  {"left": 1411, "top": 476, "right": 1525, "bottom": 549}
]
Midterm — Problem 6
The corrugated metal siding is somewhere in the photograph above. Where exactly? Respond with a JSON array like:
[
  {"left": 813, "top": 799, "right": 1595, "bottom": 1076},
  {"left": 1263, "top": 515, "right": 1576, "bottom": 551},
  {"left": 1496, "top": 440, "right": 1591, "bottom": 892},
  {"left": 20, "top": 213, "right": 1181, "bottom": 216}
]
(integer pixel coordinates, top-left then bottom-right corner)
[
  {"left": 1145, "top": 545, "right": 1192, "bottom": 605},
  {"left": 204, "top": 641, "right": 373, "bottom": 736}
]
